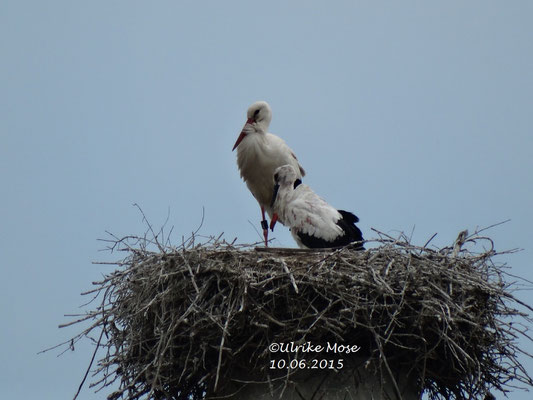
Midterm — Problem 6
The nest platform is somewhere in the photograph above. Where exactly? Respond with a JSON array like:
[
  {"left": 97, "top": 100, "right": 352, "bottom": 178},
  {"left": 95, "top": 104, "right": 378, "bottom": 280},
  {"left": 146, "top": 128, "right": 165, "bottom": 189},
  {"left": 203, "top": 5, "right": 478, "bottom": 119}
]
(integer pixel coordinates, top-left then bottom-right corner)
[{"left": 59, "top": 231, "right": 533, "bottom": 400}]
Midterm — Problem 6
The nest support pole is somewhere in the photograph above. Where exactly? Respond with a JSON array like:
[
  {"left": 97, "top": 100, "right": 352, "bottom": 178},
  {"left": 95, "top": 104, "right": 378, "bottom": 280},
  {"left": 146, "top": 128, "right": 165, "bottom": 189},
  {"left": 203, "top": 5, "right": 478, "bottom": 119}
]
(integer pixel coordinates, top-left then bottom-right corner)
[{"left": 214, "top": 356, "right": 420, "bottom": 400}]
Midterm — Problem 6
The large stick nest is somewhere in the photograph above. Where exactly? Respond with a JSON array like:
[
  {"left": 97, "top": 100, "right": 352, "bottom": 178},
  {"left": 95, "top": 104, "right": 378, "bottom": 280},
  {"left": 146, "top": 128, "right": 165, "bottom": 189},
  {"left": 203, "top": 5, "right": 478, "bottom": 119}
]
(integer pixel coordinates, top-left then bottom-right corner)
[{"left": 59, "top": 228, "right": 533, "bottom": 400}]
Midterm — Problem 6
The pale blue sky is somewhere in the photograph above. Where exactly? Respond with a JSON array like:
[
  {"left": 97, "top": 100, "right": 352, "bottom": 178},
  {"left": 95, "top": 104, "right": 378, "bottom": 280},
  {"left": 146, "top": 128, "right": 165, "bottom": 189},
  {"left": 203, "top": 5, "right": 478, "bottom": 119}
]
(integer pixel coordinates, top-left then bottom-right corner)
[{"left": 1, "top": 1, "right": 532, "bottom": 399}]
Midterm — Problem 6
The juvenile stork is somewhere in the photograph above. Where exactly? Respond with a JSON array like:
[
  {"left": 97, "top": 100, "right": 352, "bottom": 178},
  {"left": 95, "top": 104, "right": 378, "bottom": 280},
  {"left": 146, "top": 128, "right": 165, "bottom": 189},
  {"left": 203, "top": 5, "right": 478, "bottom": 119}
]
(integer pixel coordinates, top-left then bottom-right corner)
[
  {"left": 270, "top": 165, "right": 364, "bottom": 250},
  {"left": 232, "top": 101, "right": 305, "bottom": 246}
]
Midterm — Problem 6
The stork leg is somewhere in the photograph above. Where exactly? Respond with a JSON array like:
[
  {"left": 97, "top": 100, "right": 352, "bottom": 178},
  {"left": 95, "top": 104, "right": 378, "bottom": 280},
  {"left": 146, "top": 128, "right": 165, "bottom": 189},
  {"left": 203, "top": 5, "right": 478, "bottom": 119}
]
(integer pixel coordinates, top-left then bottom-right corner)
[{"left": 260, "top": 206, "right": 269, "bottom": 247}]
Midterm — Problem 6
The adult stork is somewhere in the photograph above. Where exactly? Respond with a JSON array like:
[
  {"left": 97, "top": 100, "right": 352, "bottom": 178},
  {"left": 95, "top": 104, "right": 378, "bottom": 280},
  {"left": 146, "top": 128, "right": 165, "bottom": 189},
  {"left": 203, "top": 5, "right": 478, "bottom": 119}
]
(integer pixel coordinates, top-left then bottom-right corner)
[
  {"left": 232, "top": 101, "right": 305, "bottom": 246},
  {"left": 270, "top": 165, "right": 364, "bottom": 250}
]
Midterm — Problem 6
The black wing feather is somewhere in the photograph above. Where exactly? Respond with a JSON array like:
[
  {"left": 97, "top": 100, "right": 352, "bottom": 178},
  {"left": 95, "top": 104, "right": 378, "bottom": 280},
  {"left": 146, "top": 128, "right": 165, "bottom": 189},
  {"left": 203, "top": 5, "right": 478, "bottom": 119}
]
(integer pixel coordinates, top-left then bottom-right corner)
[{"left": 297, "top": 209, "right": 365, "bottom": 250}]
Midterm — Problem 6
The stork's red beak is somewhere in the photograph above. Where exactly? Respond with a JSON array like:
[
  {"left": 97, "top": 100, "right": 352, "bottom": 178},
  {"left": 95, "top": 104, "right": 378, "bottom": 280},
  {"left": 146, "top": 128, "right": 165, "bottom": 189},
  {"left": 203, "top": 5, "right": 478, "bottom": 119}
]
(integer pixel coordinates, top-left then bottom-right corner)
[
  {"left": 270, "top": 213, "right": 279, "bottom": 231},
  {"left": 232, "top": 118, "right": 254, "bottom": 151},
  {"left": 232, "top": 132, "right": 246, "bottom": 151}
]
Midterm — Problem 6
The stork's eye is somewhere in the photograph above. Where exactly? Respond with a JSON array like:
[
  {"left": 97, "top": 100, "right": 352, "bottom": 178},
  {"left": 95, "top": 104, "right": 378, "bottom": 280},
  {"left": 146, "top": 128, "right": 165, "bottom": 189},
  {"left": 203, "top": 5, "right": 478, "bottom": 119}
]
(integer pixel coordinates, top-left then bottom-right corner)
[
  {"left": 274, "top": 173, "right": 279, "bottom": 182},
  {"left": 253, "top": 109, "right": 260, "bottom": 119}
]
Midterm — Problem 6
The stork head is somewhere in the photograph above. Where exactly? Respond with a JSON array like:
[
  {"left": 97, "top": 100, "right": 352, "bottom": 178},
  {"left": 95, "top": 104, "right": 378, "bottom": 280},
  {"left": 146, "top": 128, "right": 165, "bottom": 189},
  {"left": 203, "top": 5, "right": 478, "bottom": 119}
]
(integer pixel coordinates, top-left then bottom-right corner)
[
  {"left": 270, "top": 164, "right": 298, "bottom": 231},
  {"left": 232, "top": 101, "right": 273, "bottom": 151},
  {"left": 270, "top": 164, "right": 298, "bottom": 207},
  {"left": 246, "top": 101, "right": 272, "bottom": 131},
  {"left": 273, "top": 164, "right": 298, "bottom": 187}
]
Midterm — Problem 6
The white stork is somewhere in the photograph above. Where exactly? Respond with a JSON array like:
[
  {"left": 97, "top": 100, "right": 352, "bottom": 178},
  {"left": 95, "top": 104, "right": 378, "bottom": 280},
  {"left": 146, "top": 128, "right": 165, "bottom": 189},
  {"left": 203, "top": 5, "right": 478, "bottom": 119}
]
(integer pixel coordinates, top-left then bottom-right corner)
[
  {"left": 270, "top": 165, "right": 364, "bottom": 250},
  {"left": 232, "top": 101, "right": 305, "bottom": 246}
]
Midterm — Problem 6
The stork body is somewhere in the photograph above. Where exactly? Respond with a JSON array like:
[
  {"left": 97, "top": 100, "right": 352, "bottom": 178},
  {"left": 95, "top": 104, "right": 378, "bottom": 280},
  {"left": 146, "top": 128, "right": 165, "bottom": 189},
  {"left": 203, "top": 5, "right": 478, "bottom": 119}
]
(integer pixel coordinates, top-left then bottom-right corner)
[
  {"left": 233, "top": 101, "right": 305, "bottom": 246},
  {"left": 270, "top": 165, "right": 364, "bottom": 250}
]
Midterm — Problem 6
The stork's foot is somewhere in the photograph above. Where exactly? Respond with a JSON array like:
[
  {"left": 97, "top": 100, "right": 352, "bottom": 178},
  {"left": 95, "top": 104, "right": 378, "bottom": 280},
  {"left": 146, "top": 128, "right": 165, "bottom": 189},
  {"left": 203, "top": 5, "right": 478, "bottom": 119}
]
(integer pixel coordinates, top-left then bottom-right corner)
[{"left": 261, "top": 219, "right": 269, "bottom": 247}]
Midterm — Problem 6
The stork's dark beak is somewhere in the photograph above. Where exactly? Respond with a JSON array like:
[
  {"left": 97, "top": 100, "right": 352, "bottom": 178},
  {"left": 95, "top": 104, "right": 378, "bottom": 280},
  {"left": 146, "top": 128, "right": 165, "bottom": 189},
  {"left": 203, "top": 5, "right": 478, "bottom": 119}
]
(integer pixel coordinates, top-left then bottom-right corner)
[
  {"left": 270, "top": 213, "right": 279, "bottom": 231},
  {"left": 232, "top": 118, "right": 254, "bottom": 151},
  {"left": 270, "top": 183, "right": 280, "bottom": 208}
]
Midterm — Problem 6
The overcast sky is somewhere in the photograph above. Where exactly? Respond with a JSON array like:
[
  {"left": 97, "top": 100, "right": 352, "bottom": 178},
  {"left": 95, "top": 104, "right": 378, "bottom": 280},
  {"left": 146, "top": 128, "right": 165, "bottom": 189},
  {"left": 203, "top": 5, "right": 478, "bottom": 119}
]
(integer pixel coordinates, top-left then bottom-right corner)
[{"left": 1, "top": 1, "right": 532, "bottom": 399}]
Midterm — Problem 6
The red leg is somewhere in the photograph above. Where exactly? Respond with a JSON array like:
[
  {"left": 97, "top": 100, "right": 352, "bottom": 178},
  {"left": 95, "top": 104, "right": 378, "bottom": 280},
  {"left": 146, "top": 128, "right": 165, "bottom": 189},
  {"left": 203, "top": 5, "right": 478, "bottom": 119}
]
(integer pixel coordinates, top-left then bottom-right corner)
[{"left": 260, "top": 206, "right": 268, "bottom": 247}]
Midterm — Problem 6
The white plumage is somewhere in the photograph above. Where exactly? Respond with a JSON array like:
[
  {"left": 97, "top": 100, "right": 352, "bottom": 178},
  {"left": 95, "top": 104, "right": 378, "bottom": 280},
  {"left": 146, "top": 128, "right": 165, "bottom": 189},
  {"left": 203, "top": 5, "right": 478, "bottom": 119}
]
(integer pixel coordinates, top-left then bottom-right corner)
[
  {"left": 233, "top": 101, "right": 305, "bottom": 246},
  {"left": 270, "top": 165, "right": 364, "bottom": 250}
]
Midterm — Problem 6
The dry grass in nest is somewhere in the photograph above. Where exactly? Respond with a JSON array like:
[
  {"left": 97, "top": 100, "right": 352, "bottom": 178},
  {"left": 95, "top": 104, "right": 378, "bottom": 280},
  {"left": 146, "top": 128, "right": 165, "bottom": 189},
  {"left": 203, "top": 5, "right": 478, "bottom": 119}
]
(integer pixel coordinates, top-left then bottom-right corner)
[{"left": 52, "top": 224, "right": 533, "bottom": 400}]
